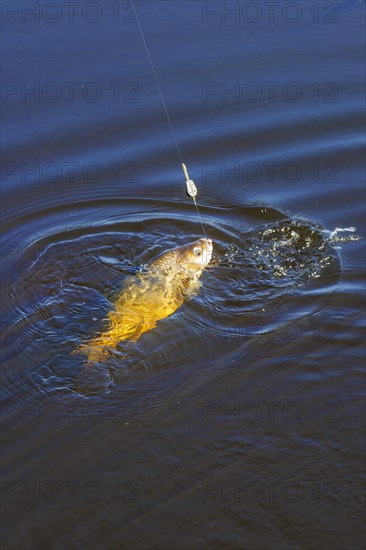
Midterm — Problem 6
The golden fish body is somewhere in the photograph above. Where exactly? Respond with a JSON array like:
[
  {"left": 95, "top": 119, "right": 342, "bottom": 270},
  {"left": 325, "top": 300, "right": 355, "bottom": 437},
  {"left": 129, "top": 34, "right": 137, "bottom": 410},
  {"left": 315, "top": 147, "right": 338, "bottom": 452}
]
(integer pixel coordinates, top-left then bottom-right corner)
[{"left": 79, "top": 238, "right": 213, "bottom": 362}]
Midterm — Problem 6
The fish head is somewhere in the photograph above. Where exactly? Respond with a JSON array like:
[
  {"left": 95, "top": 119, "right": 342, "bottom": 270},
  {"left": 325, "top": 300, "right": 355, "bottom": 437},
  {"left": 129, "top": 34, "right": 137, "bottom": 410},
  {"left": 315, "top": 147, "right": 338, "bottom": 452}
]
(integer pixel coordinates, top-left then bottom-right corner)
[{"left": 178, "top": 238, "right": 213, "bottom": 272}]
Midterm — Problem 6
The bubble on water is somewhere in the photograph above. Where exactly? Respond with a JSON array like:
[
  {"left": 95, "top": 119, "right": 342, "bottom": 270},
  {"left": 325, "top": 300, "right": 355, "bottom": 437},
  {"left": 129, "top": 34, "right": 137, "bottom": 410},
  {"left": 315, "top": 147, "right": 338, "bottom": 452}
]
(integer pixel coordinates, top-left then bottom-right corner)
[{"left": 226, "top": 219, "right": 344, "bottom": 287}]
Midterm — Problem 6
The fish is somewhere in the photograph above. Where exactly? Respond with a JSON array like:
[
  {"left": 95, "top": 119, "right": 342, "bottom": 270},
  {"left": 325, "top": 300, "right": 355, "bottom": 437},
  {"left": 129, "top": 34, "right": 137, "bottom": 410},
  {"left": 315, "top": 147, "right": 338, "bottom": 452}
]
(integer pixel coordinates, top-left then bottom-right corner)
[{"left": 78, "top": 237, "right": 213, "bottom": 362}]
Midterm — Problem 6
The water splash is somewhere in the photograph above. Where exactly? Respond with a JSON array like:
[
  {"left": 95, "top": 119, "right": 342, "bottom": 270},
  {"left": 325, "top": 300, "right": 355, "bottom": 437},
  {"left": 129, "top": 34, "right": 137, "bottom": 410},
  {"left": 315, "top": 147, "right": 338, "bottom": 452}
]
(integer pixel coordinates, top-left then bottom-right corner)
[{"left": 326, "top": 226, "right": 361, "bottom": 246}]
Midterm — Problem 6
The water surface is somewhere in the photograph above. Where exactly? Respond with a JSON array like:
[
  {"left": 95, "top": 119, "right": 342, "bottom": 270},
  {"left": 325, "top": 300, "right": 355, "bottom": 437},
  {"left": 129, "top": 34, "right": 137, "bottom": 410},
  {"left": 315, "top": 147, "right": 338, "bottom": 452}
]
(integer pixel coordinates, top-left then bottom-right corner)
[{"left": 1, "top": 1, "right": 365, "bottom": 549}]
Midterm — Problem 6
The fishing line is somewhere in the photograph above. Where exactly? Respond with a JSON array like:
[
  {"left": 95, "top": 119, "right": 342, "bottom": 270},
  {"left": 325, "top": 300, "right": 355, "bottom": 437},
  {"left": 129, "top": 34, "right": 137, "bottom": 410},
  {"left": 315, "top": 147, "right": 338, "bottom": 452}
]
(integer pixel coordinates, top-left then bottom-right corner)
[{"left": 131, "top": 1, "right": 208, "bottom": 240}]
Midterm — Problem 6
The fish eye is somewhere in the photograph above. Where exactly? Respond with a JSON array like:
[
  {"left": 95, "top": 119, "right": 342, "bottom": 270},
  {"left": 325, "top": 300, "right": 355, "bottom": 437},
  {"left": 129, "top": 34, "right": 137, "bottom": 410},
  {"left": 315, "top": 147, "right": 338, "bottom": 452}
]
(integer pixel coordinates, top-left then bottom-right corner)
[{"left": 193, "top": 247, "right": 202, "bottom": 256}]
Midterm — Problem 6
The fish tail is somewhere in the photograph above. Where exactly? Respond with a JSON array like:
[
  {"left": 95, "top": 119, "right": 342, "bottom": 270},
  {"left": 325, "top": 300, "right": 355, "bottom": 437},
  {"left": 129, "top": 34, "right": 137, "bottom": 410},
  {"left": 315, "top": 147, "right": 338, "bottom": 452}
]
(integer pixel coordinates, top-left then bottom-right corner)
[
  {"left": 73, "top": 321, "right": 132, "bottom": 363},
  {"left": 73, "top": 316, "right": 147, "bottom": 364}
]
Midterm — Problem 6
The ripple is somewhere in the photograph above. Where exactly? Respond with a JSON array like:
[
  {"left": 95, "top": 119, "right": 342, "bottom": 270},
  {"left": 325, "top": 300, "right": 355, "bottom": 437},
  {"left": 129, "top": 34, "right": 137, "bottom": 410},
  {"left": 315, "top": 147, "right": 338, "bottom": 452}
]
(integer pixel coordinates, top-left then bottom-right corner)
[{"left": 0, "top": 198, "right": 345, "bottom": 400}]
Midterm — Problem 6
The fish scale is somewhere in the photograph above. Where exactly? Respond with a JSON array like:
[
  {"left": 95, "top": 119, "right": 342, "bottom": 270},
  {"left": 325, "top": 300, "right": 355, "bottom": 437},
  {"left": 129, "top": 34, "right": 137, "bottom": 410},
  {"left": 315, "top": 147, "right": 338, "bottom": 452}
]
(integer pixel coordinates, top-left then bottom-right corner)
[{"left": 77, "top": 238, "right": 213, "bottom": 363}]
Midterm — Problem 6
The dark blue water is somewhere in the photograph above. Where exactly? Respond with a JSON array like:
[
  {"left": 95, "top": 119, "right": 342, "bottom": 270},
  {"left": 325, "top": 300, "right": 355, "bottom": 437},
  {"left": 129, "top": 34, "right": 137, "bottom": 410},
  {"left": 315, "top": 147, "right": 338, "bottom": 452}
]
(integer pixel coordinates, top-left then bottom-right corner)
[{"left": 1, "top": 1, "right": 365, "bottom": 548}]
